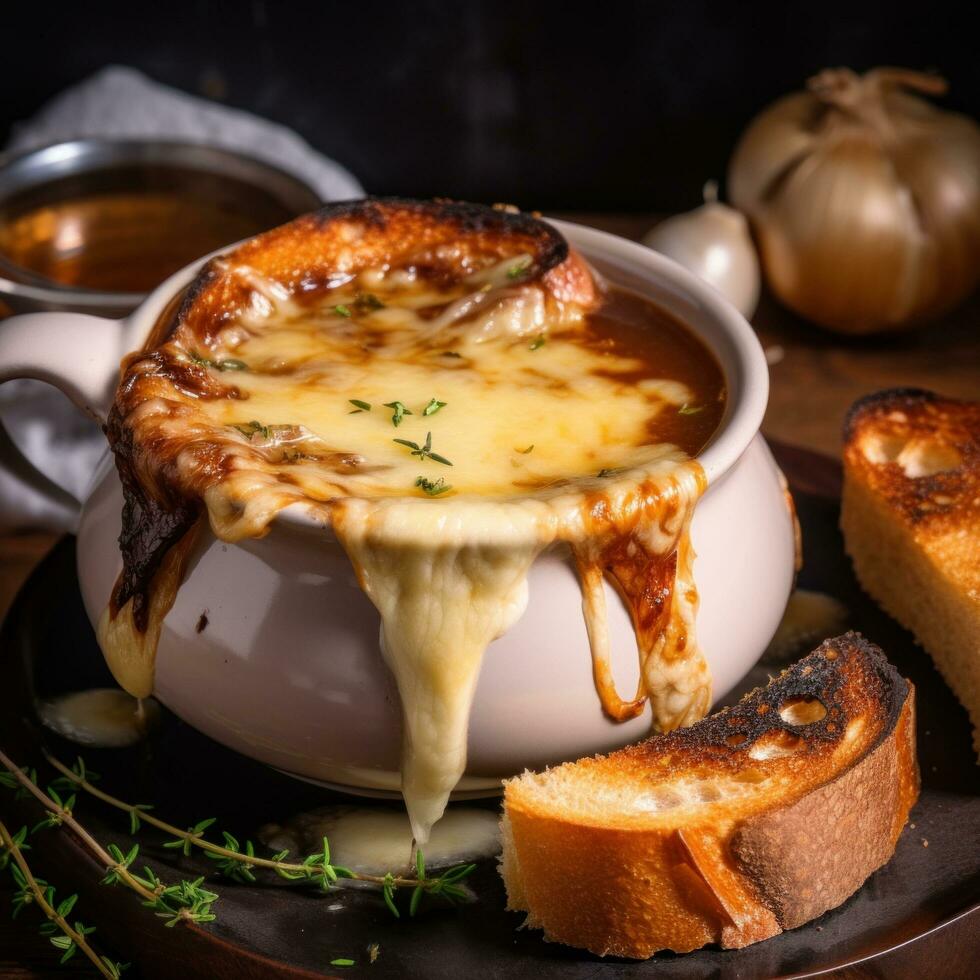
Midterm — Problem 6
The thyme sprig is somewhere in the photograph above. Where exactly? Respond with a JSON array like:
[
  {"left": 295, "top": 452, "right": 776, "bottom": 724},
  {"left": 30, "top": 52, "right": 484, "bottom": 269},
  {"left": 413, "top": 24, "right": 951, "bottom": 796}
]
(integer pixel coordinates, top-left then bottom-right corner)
[
  {"left": 393, "top": 431, "right": 452, "bottom": 466},
  {"left": 0, "top": 820, "right": 128, "bottom": 978},
  {"left": 39, "top": 752, "right": 476, "bottom": 910},
  {"left": 1, "top": 748, "right": 479, "bottom": 969},
  {"left": 1, "top": 750, "right": 222, "bottom": 935},
  {"left": 0, "top": 750, "right": 158, "bottom": 906}
]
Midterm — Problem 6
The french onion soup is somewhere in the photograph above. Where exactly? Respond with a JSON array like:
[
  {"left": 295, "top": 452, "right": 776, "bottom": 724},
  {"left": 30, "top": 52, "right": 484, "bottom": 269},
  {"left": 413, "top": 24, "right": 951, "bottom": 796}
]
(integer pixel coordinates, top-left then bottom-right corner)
[{"left": 98, "top": 199, "right": 726, "bottom": 843}]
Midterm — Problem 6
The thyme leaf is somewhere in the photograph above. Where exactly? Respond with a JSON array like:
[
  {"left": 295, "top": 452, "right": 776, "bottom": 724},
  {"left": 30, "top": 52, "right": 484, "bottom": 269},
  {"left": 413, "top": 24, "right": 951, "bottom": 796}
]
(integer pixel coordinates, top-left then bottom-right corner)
[
  {"left": 383, "top": 401, "right": 413, "bottom": 427},
  {"left": 678, "top": 403, "right": 704, "bottom": 415},
  {"left": 422, "top": 398, "right": 447, "bottom": 417},
  {"left": 353, "top": 292, "right": 385, "bottom": 312},
  {"left": 189, "top": 350, "right": 247, "bottom": 372},
  {"left": 528, "top": 335, "right": 546, "bottom": 351},
  {"left": 348, "top": 399, "right": 372, "bottom": 413},
  {"left": 333, "top": 304, "right": 352, "bottom": 318},
  {"left": 232, "top": 421, "right": 270, "bottom": 439},
  {"left": 507, "top": 258, "right": 532, "bottom": 279},
  {"left": 416, "top": 476, "right": 452, "bottom": 496}
]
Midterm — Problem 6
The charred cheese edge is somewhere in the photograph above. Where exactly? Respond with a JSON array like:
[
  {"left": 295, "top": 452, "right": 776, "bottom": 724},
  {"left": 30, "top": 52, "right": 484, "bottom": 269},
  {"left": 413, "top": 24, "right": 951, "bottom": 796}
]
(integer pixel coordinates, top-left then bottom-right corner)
[{"left": 99, "top": 199, "right": 714, "bottom": 843}]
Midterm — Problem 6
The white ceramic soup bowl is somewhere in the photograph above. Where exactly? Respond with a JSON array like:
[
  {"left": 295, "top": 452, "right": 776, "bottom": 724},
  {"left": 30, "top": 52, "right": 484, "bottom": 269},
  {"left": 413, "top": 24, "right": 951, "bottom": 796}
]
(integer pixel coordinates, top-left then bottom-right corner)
[{"left": 0, "top": 219, "right": 796, "bottom": 795}]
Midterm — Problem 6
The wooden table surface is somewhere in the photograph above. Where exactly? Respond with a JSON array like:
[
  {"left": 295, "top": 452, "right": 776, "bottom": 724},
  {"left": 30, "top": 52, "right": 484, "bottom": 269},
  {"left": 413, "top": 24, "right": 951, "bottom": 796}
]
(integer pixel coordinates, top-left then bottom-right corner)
[{"left": 1, "top": 213, "right": 977, "bottom": 977}]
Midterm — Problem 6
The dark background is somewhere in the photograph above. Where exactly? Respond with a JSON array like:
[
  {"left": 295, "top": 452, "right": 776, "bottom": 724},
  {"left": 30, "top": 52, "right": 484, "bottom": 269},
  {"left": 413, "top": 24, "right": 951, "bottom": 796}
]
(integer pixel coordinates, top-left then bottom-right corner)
[{"left": 1, "top": 0, "right": 977, "bottom": 211}]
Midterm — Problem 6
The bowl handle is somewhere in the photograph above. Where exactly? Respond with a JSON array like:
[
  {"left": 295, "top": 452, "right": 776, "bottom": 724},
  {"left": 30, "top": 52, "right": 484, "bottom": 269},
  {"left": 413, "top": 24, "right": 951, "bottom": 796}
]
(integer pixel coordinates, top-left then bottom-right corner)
[{"left": 0, "top": 311, "right": 125, "bottom": 527}]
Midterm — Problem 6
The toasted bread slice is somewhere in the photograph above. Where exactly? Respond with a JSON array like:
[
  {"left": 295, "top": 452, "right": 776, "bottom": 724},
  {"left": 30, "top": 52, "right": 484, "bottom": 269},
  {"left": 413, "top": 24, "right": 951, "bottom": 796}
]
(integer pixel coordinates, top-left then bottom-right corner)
[
  {"left": 841, "top": 388, "right": 980, "bottom": 759},
  {"left": 171, "top": 197, "right": 598, "bottom": 343},
  {"left": 500, "top": 634, "right": 917, "bottom": 957}
]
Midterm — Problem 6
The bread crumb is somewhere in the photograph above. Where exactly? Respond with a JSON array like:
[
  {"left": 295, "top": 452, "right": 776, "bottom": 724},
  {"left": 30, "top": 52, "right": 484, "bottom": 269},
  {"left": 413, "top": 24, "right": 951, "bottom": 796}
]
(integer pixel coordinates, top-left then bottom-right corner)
[
  {"left": 765, "top": 345, "right": 785, "bottom": 366},
  {"left": 922, "top": 839, "right": 929, "bottom": 848},
  {"left": 909, "top": 822, "right": 916, "bottom": 829}
]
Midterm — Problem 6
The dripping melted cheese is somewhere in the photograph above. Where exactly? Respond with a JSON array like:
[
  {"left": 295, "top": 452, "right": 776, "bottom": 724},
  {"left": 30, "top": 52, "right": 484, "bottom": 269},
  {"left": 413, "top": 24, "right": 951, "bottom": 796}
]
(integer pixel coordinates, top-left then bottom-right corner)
[{"left": 98, "top": 213, "right": 724, "bottom": 846}]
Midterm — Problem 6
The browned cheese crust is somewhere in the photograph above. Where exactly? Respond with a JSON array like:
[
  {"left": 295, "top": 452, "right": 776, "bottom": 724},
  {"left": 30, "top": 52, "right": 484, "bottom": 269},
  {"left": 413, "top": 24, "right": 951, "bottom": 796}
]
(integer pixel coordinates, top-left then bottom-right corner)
[{"left": 501, "top": 633, "right": 919, "bottom": 957}]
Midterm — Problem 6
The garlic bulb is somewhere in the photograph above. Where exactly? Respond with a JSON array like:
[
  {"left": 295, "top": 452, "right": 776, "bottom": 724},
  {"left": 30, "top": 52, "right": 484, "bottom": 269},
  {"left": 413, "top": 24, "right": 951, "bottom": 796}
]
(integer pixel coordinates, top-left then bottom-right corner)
[
  {"left": 643, "top": 182, "right": 760, "bottom": 318},
  {"left": 729, "top": 67, "right": 980, "bottom": 334}
]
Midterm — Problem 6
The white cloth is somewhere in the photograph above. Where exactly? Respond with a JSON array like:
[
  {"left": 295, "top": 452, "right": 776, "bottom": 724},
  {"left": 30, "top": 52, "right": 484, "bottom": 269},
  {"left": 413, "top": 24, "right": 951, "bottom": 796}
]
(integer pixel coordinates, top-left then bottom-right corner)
[
  {"left": 1, "top": 66, "right": 364, "bottom": 532},
  {"left": 6, "top": 65, "right": 363, "bottom": 201}
]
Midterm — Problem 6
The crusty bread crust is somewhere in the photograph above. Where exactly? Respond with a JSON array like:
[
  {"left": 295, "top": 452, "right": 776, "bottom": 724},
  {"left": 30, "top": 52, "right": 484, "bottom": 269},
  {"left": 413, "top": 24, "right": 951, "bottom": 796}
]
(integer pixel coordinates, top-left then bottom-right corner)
[
  {"left": 168, "top": 197, "right": 597, "bottom": 344},
  {"left": 841, "top": 387, "right": 979, "bottom": 758},
  {"left": 500, "top": 634, "right": 918, "bottom": 957}
]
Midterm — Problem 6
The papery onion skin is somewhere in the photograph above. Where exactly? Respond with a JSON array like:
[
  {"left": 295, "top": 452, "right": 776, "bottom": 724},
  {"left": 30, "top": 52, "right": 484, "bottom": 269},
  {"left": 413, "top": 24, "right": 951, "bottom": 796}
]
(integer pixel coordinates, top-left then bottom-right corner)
[{"left": 729, "top": 67, "right": 980, "bottom": 335}]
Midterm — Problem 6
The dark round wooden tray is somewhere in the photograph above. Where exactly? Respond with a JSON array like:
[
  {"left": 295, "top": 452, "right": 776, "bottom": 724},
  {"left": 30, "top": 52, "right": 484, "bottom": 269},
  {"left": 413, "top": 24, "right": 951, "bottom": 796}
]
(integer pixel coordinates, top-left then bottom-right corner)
[{"left": 1, "top": 443, "right": 978, "bottom": 978}]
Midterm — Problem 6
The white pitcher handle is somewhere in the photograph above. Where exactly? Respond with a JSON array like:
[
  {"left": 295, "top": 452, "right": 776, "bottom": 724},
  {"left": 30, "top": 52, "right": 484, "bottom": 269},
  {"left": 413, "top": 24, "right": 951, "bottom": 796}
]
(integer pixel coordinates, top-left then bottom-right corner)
[{"left": 0, "top": 311, "right": 125, "bottom": 526}]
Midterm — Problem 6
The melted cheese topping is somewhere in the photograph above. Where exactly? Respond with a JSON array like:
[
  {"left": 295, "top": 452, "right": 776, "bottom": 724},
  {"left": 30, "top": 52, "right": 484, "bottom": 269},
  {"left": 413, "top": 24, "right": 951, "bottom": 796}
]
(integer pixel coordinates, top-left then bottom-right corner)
[
  {"left": 261, "top": 805, "right": 500, "bottom": 875},
  {"left": 38, "top": 689, "right": 159, "bottom": 747},
  {"left": 194, "top": 269, "right": 697, "bottom": 497},
  {"left": 99, "top": 252, "right": 719, "bottom": 845}
]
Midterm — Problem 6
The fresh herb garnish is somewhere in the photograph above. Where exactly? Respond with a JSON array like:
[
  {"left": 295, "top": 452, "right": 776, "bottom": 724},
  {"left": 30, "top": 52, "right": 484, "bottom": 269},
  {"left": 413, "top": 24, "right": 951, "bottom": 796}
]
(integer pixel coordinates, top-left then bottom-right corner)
[
  {"left": 415, "top": 476, "right": 452, "bottom": 496},
  {"left": 1, "top": 750, "right": 478, "bottom": 946},
  {"left": 597, "top": 467, "right": 623, "bottom": 478},
  {"left": 678, "top": 403, "right": 704, "bottom": 415},
  {"left": 232, "top": 420, "right": 271, "bottom": 439},
  {"left": 333, "top": 304, "right": 352, "bottom": 318},
  {"left": 393, "top": 431, "right": 452, "bottom": 466},
  {"left": 189, "top": 351, "right": 247, "bottom": 372},
  {"left": 383, "top": 401, "right": 413, "bottom": 427},
  {"left": 528, "top": 335, "right": 546, "bottom": 351},
  {"left": 507, "top": 259, "right": 532, "bottom": 280},
  {"left": 517, "top": 445, "right": 535, "bottom": 454},
  {"left": 353, "top": 292, "right": 385, "bottom": 312},
  {"left": 422, "top": 398, "right": 447, "bottom": 417},
  {"left": 348, "top": 399, "right": 372, "bottom": 413},
  {"left": 330, "top": 959, "right": 355, "bottom": 968},
  {"left": 441, "top": 351, "right": 463, "bottom": 359}
]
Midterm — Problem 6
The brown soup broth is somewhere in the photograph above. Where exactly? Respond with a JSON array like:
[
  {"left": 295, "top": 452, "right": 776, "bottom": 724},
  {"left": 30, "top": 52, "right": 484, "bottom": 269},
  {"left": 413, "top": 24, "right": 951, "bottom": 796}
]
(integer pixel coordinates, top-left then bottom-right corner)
[
  {"left": 577, "top": 287, "right": 726, "bottom": 457},
  {"left": 0, "top": 165, "right": 301, "bottom": 294}
]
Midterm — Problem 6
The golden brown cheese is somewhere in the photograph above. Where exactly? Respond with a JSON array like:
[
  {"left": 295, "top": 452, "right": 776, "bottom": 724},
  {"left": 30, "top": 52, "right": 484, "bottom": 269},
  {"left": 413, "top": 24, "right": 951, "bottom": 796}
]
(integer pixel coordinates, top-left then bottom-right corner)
[{"left": 98, "top": 199, "right": 723, "bottom": 843}]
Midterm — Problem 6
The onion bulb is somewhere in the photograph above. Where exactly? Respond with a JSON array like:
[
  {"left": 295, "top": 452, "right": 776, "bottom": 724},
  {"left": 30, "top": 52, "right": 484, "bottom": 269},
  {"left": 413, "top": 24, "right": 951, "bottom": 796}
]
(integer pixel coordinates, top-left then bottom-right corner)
[
  {"left": 642, "top": 182, "right": 760, "bottom": 318},
  {"left": 729, "top": 67, "right": 980, "bottom": 334}
]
